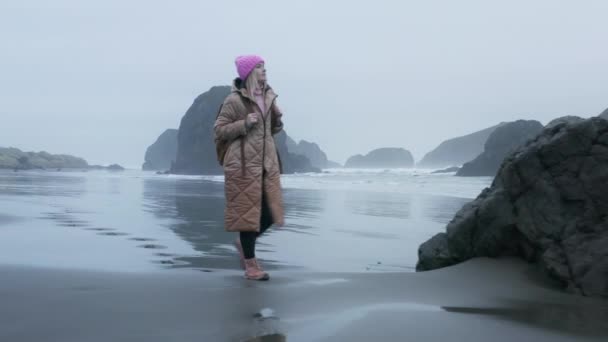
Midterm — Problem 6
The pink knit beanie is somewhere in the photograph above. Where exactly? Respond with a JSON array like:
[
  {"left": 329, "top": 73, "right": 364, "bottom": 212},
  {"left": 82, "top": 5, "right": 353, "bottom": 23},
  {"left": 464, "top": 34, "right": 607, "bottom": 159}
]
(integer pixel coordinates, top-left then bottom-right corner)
[{"left": 235, "top": 55, "right": 264, "bottom": 80}]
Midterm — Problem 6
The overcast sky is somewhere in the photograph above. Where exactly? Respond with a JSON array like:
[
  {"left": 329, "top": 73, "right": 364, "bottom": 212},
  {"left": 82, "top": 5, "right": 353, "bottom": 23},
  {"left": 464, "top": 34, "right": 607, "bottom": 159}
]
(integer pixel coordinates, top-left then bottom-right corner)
[{"left": 1, "top": 0, "right": 607, "bottom": 168}]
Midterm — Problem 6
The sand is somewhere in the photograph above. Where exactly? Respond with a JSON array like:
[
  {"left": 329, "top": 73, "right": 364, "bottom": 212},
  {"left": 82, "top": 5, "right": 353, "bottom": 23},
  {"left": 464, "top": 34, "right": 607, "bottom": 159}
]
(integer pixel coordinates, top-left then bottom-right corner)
[{"left": 1, "top": 258, "right": 607, "bottom": 342}]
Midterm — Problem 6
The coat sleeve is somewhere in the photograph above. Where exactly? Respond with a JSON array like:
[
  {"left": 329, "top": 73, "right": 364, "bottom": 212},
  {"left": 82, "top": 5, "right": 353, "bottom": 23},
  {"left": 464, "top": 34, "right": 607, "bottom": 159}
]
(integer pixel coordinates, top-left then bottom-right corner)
[
  {"left": 271, "top": 102, "right": 284, "bottom": 135},
  {"left": 214, "top": 99, "right": 248, "bottom": 141}
]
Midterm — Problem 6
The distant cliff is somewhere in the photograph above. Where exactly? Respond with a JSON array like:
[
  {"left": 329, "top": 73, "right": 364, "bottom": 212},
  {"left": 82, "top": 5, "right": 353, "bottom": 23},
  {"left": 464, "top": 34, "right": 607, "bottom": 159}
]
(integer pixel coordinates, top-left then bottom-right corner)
[
  {"left": 142, "top": 129, "right": 178, "bottom": 171},
  {"left": 345, "top": 148, "right": 414, "bottom": 168},
  {"left": 275, "top": 131, "right": 321, "bottom": 173},
  {"left": 417, "top": 124, "right": 502, "bottom": 169},
  {"left": 287, "top": 139, "right": 329, "bottom": 169},
  {"left": 456, "top": 120, "right": 544, "bottom": 177}
]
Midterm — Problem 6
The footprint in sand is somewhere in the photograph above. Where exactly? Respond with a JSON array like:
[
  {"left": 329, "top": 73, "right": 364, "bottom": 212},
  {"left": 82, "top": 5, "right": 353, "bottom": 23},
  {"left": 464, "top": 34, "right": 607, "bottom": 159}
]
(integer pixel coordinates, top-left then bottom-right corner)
[
  {"left": 128, "top": 237, "right": 156, "bottom": 242},
  {"left": 57, "top": 220, "right": 89, "bottom": 227},
  {"left": 39, "top": 213, "right": 70, "bottom": 220},
  {"left": 42, "top": 212, "right": 89, "bottom": 227},
  {"left": 138, "top": 244, "right": 168, "bottom": 250},
  {"left": 154, "top": 259, "right": 175, "bottom": 265},
  {"left": 97, "top": 232, "right": 129, "bottom": 236},
  {"left": 85, "top": 227, "right": 116, "bottom": 232},
  {"left": 151, "top": 259, "right": 190, "bottom": 267},
  {"left": 154, "top": 252, "right": 176, "bottom": 257}
]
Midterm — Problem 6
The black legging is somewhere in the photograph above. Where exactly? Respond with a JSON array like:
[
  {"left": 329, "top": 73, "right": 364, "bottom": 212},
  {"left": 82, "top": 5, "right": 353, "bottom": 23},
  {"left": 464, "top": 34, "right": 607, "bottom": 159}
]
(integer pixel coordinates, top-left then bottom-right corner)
[{"left": 240, "top": 187, "right": 274, "bottom": 259}]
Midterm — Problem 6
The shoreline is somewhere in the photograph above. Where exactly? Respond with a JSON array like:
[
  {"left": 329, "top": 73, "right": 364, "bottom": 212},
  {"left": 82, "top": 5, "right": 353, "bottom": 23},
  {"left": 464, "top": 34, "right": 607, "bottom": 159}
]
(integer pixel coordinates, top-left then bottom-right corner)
[{"left": 2, "top": 258, "right": 607, "bottom": 342}]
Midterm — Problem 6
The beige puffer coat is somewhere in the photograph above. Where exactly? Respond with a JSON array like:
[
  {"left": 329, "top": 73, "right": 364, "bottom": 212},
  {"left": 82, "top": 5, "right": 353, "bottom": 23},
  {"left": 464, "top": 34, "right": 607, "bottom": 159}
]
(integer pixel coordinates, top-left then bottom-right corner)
[{"left": 213, "top": 79, "right": 285, "bottom": 232}]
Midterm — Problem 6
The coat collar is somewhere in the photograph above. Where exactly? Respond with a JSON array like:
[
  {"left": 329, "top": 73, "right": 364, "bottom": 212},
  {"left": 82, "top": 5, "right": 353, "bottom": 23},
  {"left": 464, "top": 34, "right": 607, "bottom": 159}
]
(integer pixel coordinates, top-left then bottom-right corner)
[{"left": 232, "top": 78, "right": 278, "bottom": 114}]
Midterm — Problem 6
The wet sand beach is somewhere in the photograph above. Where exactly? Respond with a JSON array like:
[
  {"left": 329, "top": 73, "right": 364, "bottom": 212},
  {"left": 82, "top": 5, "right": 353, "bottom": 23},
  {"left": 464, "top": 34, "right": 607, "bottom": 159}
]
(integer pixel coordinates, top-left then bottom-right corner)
[
  {"left": 1, "top": 169, "right": 607, "bottom": 341},
  {"left": 1, "top": 258, "right": 607, "bottom": 341}
]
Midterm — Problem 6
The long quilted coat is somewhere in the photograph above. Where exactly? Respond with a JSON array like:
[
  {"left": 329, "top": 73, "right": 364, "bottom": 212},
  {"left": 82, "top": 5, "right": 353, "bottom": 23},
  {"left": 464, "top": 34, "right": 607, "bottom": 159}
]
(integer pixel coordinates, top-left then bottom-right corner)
[{"left": 213, "top": 79, "right": 285, "bottom": 232}]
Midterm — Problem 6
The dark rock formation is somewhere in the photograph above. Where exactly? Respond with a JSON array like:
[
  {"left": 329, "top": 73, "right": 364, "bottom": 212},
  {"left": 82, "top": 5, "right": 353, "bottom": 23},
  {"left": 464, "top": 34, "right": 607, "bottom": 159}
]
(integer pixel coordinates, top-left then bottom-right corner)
[
  {"left": 286, "top": 135, "right": 298, "bottom": 152},
  {"left": 546, "top": 116, "right": 584, "bottom": 129},
  {"left": 344, "top": 148, "right": 414, "bottom": 168},
  {"left": 106, "top": 164, "right": 125, "bottom": 171},
  {"left": 417, "top": 124, "right": 502, "bottom": 169},
  {"left": 417, "top": 118, "right": 608, "bottom": 298},
  {"left": 456, "top": 120, "right": 544, "bottom": 177},
  {"left": 275, "top": 131, "right": 321, "bottom": 173},
  {"left": 171, "top": 86, "right": 230, "bottom": 175},
  {"left": 169, "top": 86, "right": 321, "bottom": 175},
  {"left": 142, "top": 129, "right": 178, "bottom": 171}
]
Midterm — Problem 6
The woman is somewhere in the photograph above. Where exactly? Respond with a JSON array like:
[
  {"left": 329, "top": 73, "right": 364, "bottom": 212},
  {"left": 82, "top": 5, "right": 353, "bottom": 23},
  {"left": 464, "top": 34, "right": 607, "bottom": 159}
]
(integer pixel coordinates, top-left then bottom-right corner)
[{"left": 213, "top": 55, "right": 285, "bottom": 281}]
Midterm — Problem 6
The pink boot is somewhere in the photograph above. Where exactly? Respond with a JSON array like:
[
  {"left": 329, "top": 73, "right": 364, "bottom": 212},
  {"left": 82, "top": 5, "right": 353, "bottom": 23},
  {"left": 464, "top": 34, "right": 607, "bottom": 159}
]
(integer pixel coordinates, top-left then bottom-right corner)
[
  {"left": 244, "top": 258, "right": 270, "bottom": 281},
  {"left": 234, "top": 239, "right": 245, "bottom": 270}
]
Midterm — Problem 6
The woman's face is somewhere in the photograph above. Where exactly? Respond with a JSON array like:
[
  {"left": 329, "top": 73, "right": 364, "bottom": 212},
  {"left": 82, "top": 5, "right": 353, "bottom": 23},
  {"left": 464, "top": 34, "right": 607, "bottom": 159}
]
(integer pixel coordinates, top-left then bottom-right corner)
[{"left": 252, "top": 62, "right": 267, "bottom": 83}]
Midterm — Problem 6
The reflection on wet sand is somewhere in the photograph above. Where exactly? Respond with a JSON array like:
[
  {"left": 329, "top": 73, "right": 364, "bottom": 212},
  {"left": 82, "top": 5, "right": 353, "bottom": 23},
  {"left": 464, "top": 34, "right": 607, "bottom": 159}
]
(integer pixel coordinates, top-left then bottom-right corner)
[
  {"left": 140, "top": 176, "right": 480, "bottom": 272},
  {"left": 345, "top": 191, "right": 411, "bottom": 219},
  {"left": 142, "top": 178, "right": 328, "bottom": 271}
]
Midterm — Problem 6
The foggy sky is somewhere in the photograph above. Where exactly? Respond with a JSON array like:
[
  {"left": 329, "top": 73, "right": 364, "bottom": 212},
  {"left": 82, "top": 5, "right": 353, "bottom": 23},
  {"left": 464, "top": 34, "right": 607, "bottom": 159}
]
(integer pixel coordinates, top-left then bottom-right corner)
[{"left": 1, "top": 0, "right": 607, "bottom": 169}]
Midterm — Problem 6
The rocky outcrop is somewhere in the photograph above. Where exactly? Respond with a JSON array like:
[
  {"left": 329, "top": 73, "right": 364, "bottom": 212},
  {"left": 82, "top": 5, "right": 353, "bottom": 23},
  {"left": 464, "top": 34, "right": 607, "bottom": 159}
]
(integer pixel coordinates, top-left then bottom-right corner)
[
  {"left": 599, "top": 108, "right": 608, "bottom": 120},
  {"left": 344, "top": 148, "right": 414, "bottom": 168},
  {"left": 456, "top": 120, "right": 543, "bottom": 177},
  {"left": 287, "top": 139, "right": 329, "bottom": 169},
  {"left": 171, "top": 86, "right": 230, "bottom": 175},
  {"left": 169, "top": 86, "right": 324, "bottom": 175},
  {"left": 106, "top": 164, "right": 125, "bottom": 171},
  {"left": 417, "top": 118, "right": 608, "bottom": 298},
  {"left": 142, "top": 129, "right": 178, "bottom": 171},
  {"left": 417, "top": 124, "right": 502, "bottom": 169},
  {"left": 0, "top": 147, "right": 88, "bottom": 170},
  {"left": 286, "top": 135, "right": 298, "bottom": 152},
  {"left": 275, "top": 131, "right": 321, "bottom": 173},
  {"left": 0, "top": 147, "right": 123, "bottom": 171},
  {"left": 546, "top": 116, "right": 584, "bottom": 129}
]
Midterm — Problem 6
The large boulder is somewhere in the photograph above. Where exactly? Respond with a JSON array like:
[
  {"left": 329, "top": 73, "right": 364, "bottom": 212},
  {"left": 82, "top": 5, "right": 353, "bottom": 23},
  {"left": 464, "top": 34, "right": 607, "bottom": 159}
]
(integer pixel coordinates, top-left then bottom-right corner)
[
  {"left": 546, "top": 116, "right": 584, "bottom": 129},
  {"left": 417, "top": 118, "right": 608, "bottom": 298},
  {"left": 417, "top": 124, "right": 502, "bottom": 169},
  {"left": 344, "top": 148, "right": 414, "bottom": 168},
  {"left": 171, "top": 86, "right": 230, "bottom": 175},
  {"left": 142, "top": 129, "right": 178, "bottom": 171},
  {"left": 456, "top": 120, "right": 543, "bottom": 177}
]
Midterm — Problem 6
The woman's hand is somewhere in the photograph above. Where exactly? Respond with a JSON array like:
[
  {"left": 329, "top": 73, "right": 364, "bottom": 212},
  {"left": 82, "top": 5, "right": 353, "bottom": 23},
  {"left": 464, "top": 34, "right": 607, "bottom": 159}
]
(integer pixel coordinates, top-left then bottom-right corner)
[{"left": 245, "top": 113, "right": 259, "bottom": 129}]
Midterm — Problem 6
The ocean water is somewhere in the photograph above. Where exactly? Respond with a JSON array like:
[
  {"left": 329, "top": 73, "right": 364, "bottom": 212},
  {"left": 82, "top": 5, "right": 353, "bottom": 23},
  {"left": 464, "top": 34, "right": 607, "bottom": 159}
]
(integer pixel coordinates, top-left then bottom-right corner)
[{"left": 0, "top": 168, "right": 492, "bottom": 273}]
